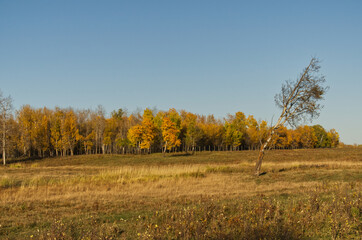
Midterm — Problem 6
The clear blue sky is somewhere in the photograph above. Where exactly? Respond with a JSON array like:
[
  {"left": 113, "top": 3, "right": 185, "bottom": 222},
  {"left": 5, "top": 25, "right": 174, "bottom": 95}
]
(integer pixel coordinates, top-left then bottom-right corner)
[{"left": 1, "top": 0, "right": 361, "bottom": 144}]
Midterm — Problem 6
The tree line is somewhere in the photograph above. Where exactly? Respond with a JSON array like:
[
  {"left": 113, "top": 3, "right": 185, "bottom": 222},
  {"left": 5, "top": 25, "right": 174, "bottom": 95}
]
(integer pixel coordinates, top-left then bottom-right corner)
[{"left": 0, "top": 103, "right": 339, "bottom": 160}]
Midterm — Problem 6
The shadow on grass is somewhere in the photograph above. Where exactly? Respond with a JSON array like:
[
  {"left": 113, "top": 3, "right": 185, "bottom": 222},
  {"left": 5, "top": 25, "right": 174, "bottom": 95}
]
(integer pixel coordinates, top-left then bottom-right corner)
[
  {"left": 169, "top": 152, "right": 194, "bottom": 157},
  {"left": 6, "top": 156, "right": 44, "bottom": 165}
]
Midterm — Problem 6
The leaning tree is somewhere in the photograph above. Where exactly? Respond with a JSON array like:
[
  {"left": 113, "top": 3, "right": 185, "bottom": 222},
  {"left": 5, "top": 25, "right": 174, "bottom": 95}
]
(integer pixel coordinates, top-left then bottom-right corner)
[{"left": 255, "top": 57, "right": 328, "bottom": 176}]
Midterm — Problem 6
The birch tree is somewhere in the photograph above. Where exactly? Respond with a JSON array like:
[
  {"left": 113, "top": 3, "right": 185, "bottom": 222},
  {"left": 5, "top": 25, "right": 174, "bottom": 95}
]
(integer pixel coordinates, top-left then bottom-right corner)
[
  {"left": 161, "top": 116, "right": 181, "bottom": 155},
  {"left": 139, "top": 109, "right": 157, "bottom": 153},
  {"left": 61, "top": 110, "right": 80, "bottom": 156},
  {"left": 91, "top": 106, "right": 106, "bottom": 154},
  {"left": 224, "top": 112, "right": 247, "bottom": 150},
  {"left": 127, "top": 125, "right": 143, "bottom": 152},
  {"left": 0, "top": 91, "right": 13, "bottom": 165},
  {"left": 51, "top": 108, "right": 64, "bottom": 156},
  {"left": 182, "top": 112, "right": 200, "bottom": 153},
  {"left": 255, "top": 57, "right": 328, "bottom": 176}
]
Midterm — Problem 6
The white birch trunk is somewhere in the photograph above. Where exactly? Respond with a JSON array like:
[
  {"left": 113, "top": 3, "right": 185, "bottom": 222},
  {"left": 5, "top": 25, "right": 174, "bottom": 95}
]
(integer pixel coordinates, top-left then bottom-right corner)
[
  {"left": 2, "top": 118, "right": 5, "bottom": 165},
  {"left": 255, "top": 112, "right": 285, "bottom": 176}
]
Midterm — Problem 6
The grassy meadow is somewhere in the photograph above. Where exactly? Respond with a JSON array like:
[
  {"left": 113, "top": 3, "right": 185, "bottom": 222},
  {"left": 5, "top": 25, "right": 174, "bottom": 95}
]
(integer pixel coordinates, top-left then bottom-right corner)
[{"left": 0, "top": 148, "right": 361, "bottom": 239}]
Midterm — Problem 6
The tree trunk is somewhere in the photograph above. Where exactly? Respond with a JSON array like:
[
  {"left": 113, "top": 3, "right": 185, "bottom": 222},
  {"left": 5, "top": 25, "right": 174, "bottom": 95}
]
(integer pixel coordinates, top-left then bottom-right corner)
[
  {"left": 163, "top": 141, "right": 167, "bottom": 157},
  {"left": 2, "top": 119, "right": 5, "bottom": 165},
  {"left": 96, "top": 136, "right": 98, "bottom": 154},
  {"left": 2, "top": 139, "right": 5, "bottom": 166},
  {"left": 255, "top": 128, "right": 276, "bottom": 176},
  {"left": 255, "top": 145, "right": 266, "bottom": 176}
]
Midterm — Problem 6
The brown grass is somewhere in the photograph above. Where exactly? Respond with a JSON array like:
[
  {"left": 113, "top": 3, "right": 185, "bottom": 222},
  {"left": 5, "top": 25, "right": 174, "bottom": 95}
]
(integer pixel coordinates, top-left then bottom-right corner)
[{"left": 0, "top": 148, "right": 361, "bottom": 239}]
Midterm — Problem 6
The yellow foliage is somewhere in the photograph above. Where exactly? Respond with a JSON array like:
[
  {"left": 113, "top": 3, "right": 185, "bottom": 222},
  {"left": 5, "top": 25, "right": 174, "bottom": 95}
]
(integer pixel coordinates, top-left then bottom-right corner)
[{"left": 162, "top": 116, "right": 181, "bottom": 150}]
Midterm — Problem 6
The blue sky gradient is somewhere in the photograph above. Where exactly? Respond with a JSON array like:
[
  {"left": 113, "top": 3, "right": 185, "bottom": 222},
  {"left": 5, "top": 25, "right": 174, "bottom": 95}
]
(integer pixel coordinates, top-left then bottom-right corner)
[{"left": 1, "top": 1, "right": 361, "bottom": 144}]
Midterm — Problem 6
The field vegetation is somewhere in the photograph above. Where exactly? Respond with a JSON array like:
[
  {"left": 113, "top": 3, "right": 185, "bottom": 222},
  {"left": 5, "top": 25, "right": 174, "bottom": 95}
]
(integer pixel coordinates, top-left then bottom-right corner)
[{"left": 0, "top": 147, "right": 361, "bottom": 239}]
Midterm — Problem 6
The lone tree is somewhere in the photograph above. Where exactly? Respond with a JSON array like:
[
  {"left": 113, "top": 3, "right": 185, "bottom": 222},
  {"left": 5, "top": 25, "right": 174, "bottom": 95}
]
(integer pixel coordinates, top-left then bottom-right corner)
[
  {"left": 255, "top": 57, "right": 328, "bottom": 176},
  {"left": 0, "top": 90, "right": 13, "bottom": 165}
]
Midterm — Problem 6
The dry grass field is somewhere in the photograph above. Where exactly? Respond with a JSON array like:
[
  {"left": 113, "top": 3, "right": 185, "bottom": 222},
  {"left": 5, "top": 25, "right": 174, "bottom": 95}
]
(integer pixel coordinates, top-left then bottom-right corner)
[{"left": 0, "top": 148, "right": 361, "bottom": 239}]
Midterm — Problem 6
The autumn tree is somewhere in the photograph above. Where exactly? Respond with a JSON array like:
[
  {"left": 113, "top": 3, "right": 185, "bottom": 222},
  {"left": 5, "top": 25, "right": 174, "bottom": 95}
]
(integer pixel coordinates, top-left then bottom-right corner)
[
  {"left": 50, "top": 108, "right": 64, "bottom": 156},
  {"left": 270, "top": 125, "right": 289, "bottom": 149},
  {"left": 17, "top": 105, "right": 35, "bottom": 157},
  {"left": 327, "top": 129, "right": 339, "bottom": 148},
  {"left": 103, "top": 117, "right": 118, "bottom": 154},
  {"left": 255, "top": 57, "right": 328, "bottom": 176},
  {"left": 5, "top": 117, "right": 20, "bottom": 158},
  {"left": 245, "top": 115, "right": 261, "bottom": 150},
  {"left": 103, "top": 109, "right": 130, "bottom": 154},
  {"left": 0, "top": 91, "right": 13, "bottom": 165},
  {"left": 298, "top": 125, "right": 317, "bottom": 148},
  {"left": 181, "top": 112, "right": 201, "bottom": 153},
  {"left": 161, "top": 116, "right": 181, "bottom": 155},
  {"left": 87, "top": 106, "right": 105, "bottom": 154},
  {"left": 84, "top": 131, "right": 95, "bottom": 154},
  {"left": 257, "top": 120, "right": 269, "bottom": 148},
  {"left": 127, "top": 125, "right": 143, "bottom": 152},
  {"left": 76, "top": 109, "right": 92, "bottom": 154},
  {"left": 127, "top": 109, "right": 158, "bottom": 153},
  {"left": 312, "top": 125, "right": 329, "bottom": 148},
  {"left": 61, "top": 110, "right": 80, "bottom": 156},
  {"left": 167, "top": 108, "right": 181, "bottom": 128},
  {"left": 202, "top": 115, "right": 224, "bottom": 151},
  {"left": 224, "top": 112, "right": 247, "bottom": 150},
  {"left": 30, "top": 108, "right": 52, "bottom": 157},
  {"left": 139, "top": 109, "right": 157, "bottom": 153},
  {"left": 111, "top": 109, "right": 130, "bottom": 154}
]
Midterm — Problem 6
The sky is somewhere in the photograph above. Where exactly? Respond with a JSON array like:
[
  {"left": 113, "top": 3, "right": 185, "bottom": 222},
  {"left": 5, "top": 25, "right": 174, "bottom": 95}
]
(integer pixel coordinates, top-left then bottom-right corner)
[{"left": 0, "top": 0, "right": 361, "bottom": 144}]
